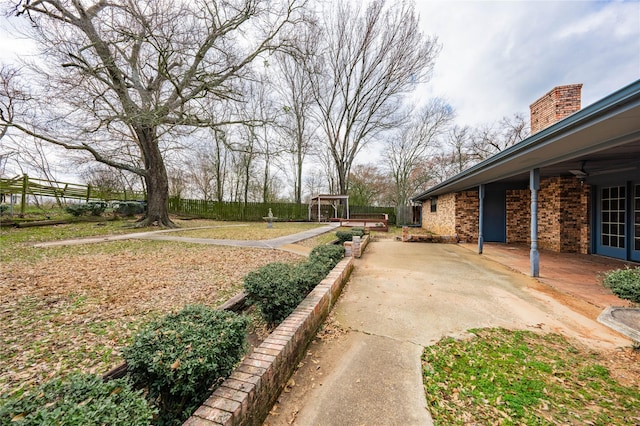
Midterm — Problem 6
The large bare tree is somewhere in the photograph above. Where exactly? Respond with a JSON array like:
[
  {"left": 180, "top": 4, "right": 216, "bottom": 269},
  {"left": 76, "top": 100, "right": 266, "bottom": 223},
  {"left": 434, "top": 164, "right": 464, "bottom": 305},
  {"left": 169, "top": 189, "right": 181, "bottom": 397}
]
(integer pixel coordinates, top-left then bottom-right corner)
[
  {"left": 309, "top": 0, "right": 440, "bottom": 196},
  {"left": 3, "top": 0, "right": 306, "bottom": 226},
  {"left": 272, "top": 25, "right": 318, "bottom": 204},
  {"left": 386, "top": 98, "right": 453, "bottom": 207},
  {"left": 348, "top": 163, "right": 393, "bottom": 206},
  {"left": 0, "top": 65, "right": 27, "bottom": 175},
  {"left": 0, "top": 64, "right": 69, "bottom": 183},
  {"left": 469, "top": 113, "right": 529, "bottom": 161}
]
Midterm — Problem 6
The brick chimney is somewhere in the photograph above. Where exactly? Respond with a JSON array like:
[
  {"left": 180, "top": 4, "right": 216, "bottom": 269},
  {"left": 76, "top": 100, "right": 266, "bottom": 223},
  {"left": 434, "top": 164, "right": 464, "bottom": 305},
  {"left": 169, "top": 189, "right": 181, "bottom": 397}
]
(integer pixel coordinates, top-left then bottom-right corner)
[{"left": 529, "top": 84, "right": 582, "bottom": 134}]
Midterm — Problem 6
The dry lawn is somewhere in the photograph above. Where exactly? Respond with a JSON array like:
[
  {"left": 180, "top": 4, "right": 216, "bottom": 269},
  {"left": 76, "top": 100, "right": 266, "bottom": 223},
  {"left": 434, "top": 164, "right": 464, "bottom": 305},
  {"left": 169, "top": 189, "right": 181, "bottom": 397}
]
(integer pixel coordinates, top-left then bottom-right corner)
[
  {"left": 170, "top": 222, "right": 324, "bottom": 240},
  {"left": 0, "top": 219, "right": 310, "bottom": 397}
]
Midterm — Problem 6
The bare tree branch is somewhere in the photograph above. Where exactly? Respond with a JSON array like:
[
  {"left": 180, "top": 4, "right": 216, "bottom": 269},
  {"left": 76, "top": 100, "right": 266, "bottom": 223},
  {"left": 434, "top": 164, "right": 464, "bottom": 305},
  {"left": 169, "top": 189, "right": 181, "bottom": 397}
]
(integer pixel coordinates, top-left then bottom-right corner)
[
  {"left": 7, "top": 0, "right": 307, "bottom": 226},
  {"left": 310, "top": 0, "right": 440, "bottom": 195}
]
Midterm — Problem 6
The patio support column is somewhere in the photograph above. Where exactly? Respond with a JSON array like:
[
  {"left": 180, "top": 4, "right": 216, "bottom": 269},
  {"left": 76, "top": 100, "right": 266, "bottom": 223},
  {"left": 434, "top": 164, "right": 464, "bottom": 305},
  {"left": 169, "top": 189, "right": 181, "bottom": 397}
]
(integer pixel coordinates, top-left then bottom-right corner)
[
  {"left": 346, "top": 197, "right": 350, "bottom": 219},
  {"left": 478, "top": 184, "right": 485, "bottom": 254},
  {"left": 530, "top": 168, "right": 540, "bottom": 277}
]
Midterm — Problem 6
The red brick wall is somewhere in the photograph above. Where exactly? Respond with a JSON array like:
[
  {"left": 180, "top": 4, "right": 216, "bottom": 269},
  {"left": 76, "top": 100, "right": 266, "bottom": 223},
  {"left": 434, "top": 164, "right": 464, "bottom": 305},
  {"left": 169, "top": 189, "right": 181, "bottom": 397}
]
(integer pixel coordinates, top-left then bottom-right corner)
[
  {"left": 530, "top": 84, "right": 582, "bottom": 134},
  {"left": 538, "top": 178, "right": 562, "bottom": 251},
  {"left": 455, "top": 190, "right": 479, "bottom": 243},
  {"left": 422, "top": 177, "right": 590, "bottom": 253},
  {"left": 185, "top": 258, "right": 354, "bottom": 426},
  {"left": 506, "top": 189, "right": 530, "bottom": 244},
  {"left": 558, "top": 177, "right": 583, "bottom": 252},
  {"left": 421, "top": 192, "right": 456, "bottom": 235},
  {"left": 509, "top": 177, "right": 590, "bottom": 253},
  {"left": 558, "top": 179, "right": 590, "bottom": 254},
  {"left": 579, "top": 184, "right": 591, "bottom": 254}
]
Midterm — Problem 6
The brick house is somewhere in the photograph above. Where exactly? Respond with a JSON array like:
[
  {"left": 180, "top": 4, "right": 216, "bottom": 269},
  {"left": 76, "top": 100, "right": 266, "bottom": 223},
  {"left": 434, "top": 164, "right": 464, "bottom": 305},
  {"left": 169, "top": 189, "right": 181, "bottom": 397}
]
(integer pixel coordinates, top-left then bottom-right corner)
[{"left": 412, "top": 80, "right": 640, "bottom": 276}]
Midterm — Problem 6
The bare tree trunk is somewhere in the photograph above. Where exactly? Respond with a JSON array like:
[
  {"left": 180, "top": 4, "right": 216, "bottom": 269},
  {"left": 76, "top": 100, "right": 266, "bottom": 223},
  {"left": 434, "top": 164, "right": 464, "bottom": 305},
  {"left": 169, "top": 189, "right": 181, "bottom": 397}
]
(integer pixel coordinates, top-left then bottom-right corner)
[
  {"left": 243, "top": 151, "right": 252, "bottom": 205},
  {"left": 214, "top": 129, "right": 227, "bottom": 202},
  {"left": 263, "top": 156, "right": 270, "bottom": 203},
  {"left": 296, "top": 146, "right": 303, "bottom": 203},
  {"left": 136, "top": 126, "right": 174, "bottom": 227}
]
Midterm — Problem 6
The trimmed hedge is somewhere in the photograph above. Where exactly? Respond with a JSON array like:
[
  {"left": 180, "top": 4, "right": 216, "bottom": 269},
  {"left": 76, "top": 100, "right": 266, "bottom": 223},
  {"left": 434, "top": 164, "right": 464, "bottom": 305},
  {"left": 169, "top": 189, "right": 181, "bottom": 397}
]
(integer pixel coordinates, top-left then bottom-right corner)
[
  {"left": 65, "top": 202, "right": 107, "bottom": 217},
  {"left": 123, "top": 305, "right": 249, "bottom": 425},
  {"left": 0, "top": 373, "right": 154, "bottom": 426},
  {"left": 309, "top": 244, "right": 347, "bottom": 267},
  {"left": 244, "top": 245, "right": 345, "bottom": 325},
  {"left": 603, "top": 266, "right": 640, "bottom": 303},
  {"left": 114, "top": 201, "right": 146, "bottom": 216},
  {"left": 335, "top": 228, "right": 365, "bottom": 244},
  {"left": 244, "top": 262, "right": 305, "bottom": 325}
]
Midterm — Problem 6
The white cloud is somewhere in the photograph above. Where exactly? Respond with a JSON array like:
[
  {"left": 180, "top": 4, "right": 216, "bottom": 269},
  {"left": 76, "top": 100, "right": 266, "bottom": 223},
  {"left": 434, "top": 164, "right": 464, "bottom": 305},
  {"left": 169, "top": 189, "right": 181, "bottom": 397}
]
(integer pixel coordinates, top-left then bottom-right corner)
[
  {"left": 0, "top": 16, "right": 37, "bottom": 64},
  {"left": 2, "top": 1, "right": 638, "bottom": 168},
  {"left": 413, "top": 0, "right": 640, "bottom": 127}
]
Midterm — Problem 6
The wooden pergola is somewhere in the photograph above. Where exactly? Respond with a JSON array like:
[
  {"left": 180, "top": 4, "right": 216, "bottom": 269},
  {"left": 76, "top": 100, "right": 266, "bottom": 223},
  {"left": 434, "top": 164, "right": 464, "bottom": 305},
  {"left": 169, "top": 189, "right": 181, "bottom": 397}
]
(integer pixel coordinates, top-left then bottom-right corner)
[{"left": 308, "top": 194, "right": 350, "bottom": 222}]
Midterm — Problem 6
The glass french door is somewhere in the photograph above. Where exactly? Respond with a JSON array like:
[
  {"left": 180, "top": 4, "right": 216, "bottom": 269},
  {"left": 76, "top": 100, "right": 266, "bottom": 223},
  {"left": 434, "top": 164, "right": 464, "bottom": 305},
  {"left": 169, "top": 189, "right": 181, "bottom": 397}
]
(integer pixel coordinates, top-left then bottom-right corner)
[
  {"left": 633, "top": 184, "right": 640, "bottom": 261},
  {"left": 597, "top": 183, "right": 640, "bottom": 261}
]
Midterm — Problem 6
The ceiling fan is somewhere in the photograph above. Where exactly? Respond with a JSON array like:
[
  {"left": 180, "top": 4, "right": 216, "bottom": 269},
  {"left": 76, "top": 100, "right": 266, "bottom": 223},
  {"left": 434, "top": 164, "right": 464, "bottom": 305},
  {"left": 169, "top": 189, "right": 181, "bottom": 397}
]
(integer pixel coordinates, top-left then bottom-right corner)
[{"left": 569, "top": 160, "right": 637, "bottom": 178}]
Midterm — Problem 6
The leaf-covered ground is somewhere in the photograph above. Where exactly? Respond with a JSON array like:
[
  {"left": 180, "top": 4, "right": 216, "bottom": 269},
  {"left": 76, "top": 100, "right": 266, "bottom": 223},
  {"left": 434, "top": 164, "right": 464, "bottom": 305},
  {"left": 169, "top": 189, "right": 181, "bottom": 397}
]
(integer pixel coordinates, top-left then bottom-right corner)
[
  {"left": 0, "top": 220, "right": 305, "bottom": 398},
  {"left": 422, "top": 328, "right": 640, "bottom": 425}
]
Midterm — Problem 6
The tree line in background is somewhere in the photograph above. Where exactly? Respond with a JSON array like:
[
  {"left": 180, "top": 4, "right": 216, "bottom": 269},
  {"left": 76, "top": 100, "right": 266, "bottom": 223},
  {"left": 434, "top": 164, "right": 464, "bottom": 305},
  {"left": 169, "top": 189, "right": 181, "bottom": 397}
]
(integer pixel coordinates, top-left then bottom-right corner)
[{"left": 0, "top": 0, "right": 528, "bottom": 227}]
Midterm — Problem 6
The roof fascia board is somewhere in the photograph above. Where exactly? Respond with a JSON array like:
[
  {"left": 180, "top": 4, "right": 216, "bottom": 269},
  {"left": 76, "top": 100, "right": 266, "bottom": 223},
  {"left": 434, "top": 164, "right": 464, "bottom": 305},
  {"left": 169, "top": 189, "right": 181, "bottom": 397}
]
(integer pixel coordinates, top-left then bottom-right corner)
[{"left": 413, "top": 79, "right": 640, "bottom": 201}]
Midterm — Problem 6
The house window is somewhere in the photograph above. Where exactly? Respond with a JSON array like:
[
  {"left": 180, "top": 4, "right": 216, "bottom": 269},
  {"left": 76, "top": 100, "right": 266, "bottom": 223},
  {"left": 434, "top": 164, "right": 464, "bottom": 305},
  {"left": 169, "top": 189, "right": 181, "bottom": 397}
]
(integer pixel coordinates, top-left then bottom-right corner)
[
  {"left": 601, "top": 186, "right": 626, "bottom": 249},
  {"left": 430, "top": 197, "right": 437, "bottom": 213}
]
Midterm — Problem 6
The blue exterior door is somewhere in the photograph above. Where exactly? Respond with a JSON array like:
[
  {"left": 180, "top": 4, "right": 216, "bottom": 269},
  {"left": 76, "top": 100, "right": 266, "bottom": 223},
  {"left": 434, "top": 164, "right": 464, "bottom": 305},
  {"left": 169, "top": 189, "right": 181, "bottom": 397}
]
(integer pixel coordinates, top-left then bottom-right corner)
[{"left": 484, "top": 189, "right": 506, "bottom": 242}]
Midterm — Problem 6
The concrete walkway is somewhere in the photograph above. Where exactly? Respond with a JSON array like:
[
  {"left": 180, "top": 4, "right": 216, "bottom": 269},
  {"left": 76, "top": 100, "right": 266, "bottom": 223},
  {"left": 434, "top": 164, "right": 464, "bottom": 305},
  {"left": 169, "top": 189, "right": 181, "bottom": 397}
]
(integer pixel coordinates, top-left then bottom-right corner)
[
  {"left": 33, "top": 223, "right": 339, "bottom": 254},
  {"left": 265, "top": 240, "right": 631, "bottom": 426}
]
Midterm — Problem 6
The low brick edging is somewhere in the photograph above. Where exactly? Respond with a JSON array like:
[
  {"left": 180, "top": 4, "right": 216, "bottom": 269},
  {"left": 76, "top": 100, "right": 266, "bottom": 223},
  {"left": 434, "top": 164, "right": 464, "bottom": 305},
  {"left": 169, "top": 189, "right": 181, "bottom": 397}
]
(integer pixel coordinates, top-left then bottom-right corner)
[
  {"left": 343, "top": 234, "right": 370, "bottom": 258},
  {"left": 184, "top": 256, "right": 354, "bottom": 426},
  {"left": 401, "top": 226, "right": 458, "bottom": 243}
]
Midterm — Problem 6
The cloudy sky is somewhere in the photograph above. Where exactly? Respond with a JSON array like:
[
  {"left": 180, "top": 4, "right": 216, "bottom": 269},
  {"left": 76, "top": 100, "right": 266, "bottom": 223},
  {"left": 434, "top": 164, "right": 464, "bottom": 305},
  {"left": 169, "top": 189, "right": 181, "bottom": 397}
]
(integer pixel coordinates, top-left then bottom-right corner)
[
  {"left": 1, "top": 1, "right": 638, "bottom": 128},
  {"left": 412, "top": 0, "right": 640, "bottom": 127}
]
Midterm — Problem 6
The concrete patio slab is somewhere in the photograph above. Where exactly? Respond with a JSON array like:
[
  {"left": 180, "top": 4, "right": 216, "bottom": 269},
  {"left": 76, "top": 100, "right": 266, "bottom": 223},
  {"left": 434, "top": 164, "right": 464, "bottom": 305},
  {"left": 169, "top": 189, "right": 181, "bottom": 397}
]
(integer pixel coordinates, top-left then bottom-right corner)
[
  {"left": 598, "top": 307, "right": 640, "bottom": 343},
  {"left": 265, "top": 240, "right": 632, "bottom": 426}
]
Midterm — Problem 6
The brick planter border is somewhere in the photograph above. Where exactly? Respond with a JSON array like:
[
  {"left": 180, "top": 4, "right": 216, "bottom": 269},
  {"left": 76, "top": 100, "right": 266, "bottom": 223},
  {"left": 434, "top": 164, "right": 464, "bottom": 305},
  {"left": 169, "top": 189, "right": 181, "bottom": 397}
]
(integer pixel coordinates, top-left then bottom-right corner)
[
  {"left": 343, "top": 234, "right": 370, "bottom": 258},
  {"left": 184, "top": 256, "right": 354, "bottom": 426}
]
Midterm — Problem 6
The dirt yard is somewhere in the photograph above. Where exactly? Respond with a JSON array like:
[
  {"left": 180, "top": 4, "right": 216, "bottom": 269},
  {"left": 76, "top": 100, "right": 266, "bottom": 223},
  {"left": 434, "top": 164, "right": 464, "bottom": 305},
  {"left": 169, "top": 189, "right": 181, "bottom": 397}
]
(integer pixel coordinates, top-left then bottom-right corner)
[{"left": 0, "top": 221, "right": 305, "bottom": 397}]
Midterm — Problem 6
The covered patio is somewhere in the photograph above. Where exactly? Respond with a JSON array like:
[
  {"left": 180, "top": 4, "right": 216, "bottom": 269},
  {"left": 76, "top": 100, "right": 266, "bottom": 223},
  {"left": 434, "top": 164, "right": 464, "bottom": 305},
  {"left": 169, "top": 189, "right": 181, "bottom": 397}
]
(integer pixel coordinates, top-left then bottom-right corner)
[
  {"left": 459, "top": 242, "right": 636, "bottom": 314},
  {"left": 414, "top": 80, "right": 640, "bottom": 276}
]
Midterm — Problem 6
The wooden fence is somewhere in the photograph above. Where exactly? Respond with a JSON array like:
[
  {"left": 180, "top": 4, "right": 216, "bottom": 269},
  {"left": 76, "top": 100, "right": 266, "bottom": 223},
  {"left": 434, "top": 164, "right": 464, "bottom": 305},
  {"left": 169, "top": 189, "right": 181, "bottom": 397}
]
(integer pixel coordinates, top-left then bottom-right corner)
[
  {"left": 169, "top": 197, "right": 397, "bottom": 224},
  {"left": 0, "top": 175, "right": 397, "bottom": 223},
  {"left": 0, "top": 174, "right": 145, "bottom": 216}
]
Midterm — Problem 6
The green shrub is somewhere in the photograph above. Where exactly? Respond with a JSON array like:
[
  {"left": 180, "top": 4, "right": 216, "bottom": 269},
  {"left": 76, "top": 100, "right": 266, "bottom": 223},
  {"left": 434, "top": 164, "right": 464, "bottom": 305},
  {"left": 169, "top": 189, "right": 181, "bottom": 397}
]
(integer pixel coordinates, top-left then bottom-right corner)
[
  {"left": 309, "top": 244, "right": 345, "bottom": 269},
  {"left": 0, "top": 204, "right": 8, "bottom": 215},
  {"left": 86, "top": 201, "right": 107, "bottom": 216},
  {"left": 245, "top": 245, "right": 345, "bottom": 325},
  {"left": 603, "top": 266, "right": 640, "bottom": 303},
  {"left": 0, "top": 373, "right": 154, "bottom": 426},
  {"left": 293, "top": 261, "right": 329, "bottom": 294},
  {"left": 65, "top": 202, "right": 107, "bottom": 217},
  {"left": 123, "top": 305, "right": 249, "bottom": 425},
  {"left": 335, "top": 228, "right": 365, "bottom": 244},
  {"left": 65, "top": 203, "right": 88, "bottom": 217},
  {"left": 114, "top": 201, "right": 146, "bottom": 216},
  {"left": 244, "top": 262, "right": 304, "bottom": 325}
]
